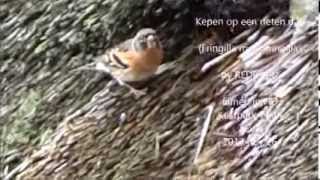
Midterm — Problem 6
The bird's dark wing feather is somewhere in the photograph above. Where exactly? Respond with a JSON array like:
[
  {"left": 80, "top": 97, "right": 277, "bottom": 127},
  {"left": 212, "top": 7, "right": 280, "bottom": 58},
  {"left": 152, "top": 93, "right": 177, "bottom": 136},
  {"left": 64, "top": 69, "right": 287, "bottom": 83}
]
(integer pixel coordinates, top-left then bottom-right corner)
[{"left": 94, "top": 38, "right": 134, "bottom": 71}]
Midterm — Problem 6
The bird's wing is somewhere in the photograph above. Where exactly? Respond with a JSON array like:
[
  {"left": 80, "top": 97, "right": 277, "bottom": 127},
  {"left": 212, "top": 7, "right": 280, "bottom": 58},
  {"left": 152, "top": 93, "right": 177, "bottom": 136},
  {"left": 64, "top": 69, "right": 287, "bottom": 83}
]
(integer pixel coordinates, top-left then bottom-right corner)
[{"left": 95, "top": 38, "right": 137, "bottom": 71}]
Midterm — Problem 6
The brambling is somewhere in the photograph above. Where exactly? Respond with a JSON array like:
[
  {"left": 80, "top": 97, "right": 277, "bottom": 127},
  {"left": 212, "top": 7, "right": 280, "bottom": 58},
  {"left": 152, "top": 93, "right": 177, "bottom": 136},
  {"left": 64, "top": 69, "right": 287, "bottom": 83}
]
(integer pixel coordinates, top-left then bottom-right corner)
[{"left": 78, "top": 28, "right": 164, "bottom": 97}]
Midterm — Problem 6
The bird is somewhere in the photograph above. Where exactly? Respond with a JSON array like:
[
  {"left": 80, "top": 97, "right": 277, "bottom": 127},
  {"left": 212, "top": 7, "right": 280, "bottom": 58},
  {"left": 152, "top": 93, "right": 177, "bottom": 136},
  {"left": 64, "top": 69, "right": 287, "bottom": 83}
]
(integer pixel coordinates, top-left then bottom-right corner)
[{"left": 76, "top": 28, "right": 164, "bottom": 97}]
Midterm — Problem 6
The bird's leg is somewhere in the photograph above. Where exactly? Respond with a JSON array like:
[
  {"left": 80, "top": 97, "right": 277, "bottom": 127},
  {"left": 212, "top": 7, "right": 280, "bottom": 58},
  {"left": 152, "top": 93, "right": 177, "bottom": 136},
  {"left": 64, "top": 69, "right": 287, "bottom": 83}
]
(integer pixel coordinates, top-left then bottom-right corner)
[
  {"left": 116, "top": 79, "right": 147, "bottom": 98},
  {"left": 125, "top": 84, "right": 147, "bottom": 98}
]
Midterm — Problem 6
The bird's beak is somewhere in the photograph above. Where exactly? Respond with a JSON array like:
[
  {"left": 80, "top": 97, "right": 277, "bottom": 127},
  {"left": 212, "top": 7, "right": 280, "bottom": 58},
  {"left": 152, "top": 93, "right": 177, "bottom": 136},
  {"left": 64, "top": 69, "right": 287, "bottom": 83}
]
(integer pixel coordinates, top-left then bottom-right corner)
[
  {"left": 147, "top": 35, "right": 156, "bottom": 41},
  {"left": 147, "top": 35, "right": 157, "bottom": 48}
]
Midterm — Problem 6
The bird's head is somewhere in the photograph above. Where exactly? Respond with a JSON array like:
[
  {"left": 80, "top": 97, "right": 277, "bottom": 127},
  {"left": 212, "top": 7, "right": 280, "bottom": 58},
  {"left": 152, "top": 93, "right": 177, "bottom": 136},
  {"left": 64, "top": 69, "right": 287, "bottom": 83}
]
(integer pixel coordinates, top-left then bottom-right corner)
[{"left": 132, "top": 28, "right": 161, "bottom": 51}]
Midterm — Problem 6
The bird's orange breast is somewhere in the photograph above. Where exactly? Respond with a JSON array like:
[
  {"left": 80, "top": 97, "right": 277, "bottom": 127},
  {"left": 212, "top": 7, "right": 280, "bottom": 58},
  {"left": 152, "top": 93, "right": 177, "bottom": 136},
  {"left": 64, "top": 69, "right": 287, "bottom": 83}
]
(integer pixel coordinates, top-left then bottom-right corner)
[{"left": 115, "top": 48, "right": 163, "bottom": 73}]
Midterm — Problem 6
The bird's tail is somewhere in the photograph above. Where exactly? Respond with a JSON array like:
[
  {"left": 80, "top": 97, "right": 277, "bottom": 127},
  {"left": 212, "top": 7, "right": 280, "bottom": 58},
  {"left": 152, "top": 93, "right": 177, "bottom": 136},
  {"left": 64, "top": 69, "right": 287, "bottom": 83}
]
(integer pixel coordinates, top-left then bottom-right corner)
[{"left": 71, "top": 62, "right": 97, "bottom": 73}]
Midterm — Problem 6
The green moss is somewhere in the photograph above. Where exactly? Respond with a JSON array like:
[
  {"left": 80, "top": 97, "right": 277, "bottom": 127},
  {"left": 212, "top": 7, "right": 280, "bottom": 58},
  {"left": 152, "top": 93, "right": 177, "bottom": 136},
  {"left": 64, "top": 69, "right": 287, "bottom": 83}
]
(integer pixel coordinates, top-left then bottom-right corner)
[{"left": 2, "top": 89, "right": 52, "bottom": 151}]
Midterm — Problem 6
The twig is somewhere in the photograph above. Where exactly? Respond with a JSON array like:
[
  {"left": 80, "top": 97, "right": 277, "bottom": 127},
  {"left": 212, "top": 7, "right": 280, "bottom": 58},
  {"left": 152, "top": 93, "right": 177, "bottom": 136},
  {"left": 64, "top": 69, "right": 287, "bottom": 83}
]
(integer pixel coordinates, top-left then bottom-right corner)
[
  {"left": 4, "top": 160, "right": 31, "bottom": 180},
  {"left": 154, "top": 130, "right": 173, "bottom": 160},
  {"left": 155, "top": 132, "right": 160, "bottom": 160},
  {"left": 201, "top": 47, "right": 240, "bottom": 73},
  {"left": 193, "top": 104, "right": 214, "bottom": 164}
]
